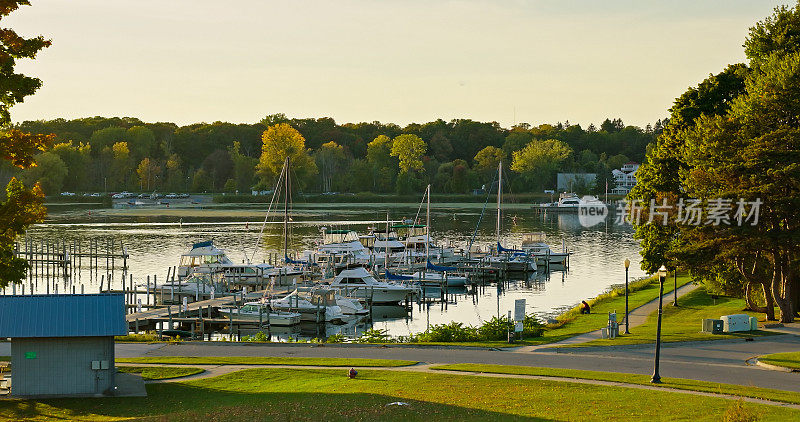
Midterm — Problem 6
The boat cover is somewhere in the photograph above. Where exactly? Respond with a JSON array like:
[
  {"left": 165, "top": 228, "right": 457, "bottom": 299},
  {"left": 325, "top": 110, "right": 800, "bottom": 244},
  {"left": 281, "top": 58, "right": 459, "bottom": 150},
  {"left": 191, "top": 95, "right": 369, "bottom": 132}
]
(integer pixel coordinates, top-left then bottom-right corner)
[
  {"left": 426, "top": 260, "right": 457, "bottom": 272},
  {"left": 385, "top": 270, "right": 414, "bottom": 281}
]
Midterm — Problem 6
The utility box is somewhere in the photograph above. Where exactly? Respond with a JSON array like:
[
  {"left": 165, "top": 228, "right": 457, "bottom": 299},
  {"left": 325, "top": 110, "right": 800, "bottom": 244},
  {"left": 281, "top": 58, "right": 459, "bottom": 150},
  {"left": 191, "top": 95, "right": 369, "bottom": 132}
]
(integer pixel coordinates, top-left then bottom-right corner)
[
  {"left": 749, "top": 317, "right": 759, "bottom": 331},
  {"left": 720, "top": 314, "right": 752, "bottom": 333},
  {"left": 702, "top": 319, "right": 724, "bottom": 334}
]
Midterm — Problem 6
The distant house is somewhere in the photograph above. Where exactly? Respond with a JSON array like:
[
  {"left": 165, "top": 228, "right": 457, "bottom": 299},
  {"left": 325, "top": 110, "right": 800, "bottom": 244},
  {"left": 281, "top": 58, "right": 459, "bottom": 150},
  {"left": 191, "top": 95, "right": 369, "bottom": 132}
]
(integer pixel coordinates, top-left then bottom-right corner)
[
  {"left": 0, "top": 294, "right": 128, "bottom": 397},
  {"left": 556, "top": 173, "right": 597, "bottom": 192},
  {"left": 611, "top": 162, "right": 640, "bottom": 195}
]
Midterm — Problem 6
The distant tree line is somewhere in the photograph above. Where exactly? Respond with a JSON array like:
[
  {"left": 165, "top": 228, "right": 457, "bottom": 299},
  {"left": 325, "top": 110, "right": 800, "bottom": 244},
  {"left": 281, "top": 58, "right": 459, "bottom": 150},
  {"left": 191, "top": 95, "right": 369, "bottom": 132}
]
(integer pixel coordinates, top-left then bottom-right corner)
[{"left": 3, "top": 114, "right": 665, "bottom": 196}]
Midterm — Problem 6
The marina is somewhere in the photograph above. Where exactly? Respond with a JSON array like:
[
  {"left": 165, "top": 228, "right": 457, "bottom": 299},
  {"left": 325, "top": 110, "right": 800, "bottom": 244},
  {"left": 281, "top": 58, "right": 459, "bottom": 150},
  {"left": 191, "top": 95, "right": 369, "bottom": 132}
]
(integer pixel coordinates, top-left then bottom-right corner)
[{"left": 3, "top": 199, "right": 647, "bottom": 341}]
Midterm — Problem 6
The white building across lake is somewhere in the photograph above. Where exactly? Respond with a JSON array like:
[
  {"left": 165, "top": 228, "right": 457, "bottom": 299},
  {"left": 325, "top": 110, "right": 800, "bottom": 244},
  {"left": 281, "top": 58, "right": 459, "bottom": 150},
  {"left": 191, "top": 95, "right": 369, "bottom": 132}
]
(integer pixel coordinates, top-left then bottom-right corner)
[{"left": 611, "top": 162, "right": 640, "bottom": 195}]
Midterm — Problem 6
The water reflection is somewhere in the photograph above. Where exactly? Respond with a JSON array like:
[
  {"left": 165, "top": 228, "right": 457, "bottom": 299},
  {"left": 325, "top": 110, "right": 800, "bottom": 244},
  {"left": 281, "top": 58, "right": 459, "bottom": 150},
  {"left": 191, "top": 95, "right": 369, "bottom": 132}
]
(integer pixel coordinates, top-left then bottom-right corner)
[{"left": 19, "top": 203, "right": 647, "bottom": 339}]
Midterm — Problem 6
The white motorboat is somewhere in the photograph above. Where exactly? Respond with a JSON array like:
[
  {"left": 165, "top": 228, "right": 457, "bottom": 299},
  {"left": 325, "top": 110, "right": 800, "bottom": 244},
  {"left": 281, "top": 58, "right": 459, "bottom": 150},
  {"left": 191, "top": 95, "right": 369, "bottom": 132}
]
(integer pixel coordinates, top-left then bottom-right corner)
[
  {"left": 328, "top": 267, "right": 415, "bottom": 304},
  {"left": 410, "top": 271, "right": 468, "bottom": 287},
  {"left": 485, "top": 251, "right": 538, "bottom": 272},
  {"left": 177, "top": 240, "right": 303, "bottom": 286},
  {"left": 520, "top": 233, "right": 570, "bottom": 265},
  {"left": 217, "top": 302, "right": 301, "bottom": 326},
  {"left": 335, "top": 296, "right": 369, "bottom": 316},
  {"left": 269, "top": 288, "right": 348, "bottom": 323},
  {"left": 534, "top": 192, "right": 603, "bottom": 212},
  {"left": 300, "top": 229, "right": 374, "bottom": 274}
]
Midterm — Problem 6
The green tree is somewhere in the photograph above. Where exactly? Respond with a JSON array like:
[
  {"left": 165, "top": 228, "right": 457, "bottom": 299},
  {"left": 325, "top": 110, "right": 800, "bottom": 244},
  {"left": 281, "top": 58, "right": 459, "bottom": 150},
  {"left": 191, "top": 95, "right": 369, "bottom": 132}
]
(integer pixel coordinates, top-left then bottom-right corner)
[
  {"left": 366, "top": 135, "right": 394, "bottom": 168},
  {"left": 744, "top": 3, "right": 800, "bottom": 68},
  {"left": 315, "top": 141, "right": 346, "bottom": 192},
  {"left": 630, "top": 63, "right": 749, "bottom": 275},
  {"left": 676, "top": 51, "right": 800, "bottom": 323},
  {"left": 366, "top": 135, "right": 397, "bottom": 192},
  {"left": 89, "top": 126, "right": 126, "bottom": 152},
  {"left": 631, "top": 4, "right": 800, "bottom": 322},
  {"left": 110, "top": 142, "right": 131, "bottom": 190},
  {"left": 51, "top": 141, "right": 91, "bottom": 191},
  {"left": 191, "top": 168, "right": 211, "bottom": 192},
  {"left": 256, "top": 123, "right": 317, "bottom": 189},
  {"left": 473, "top": 146, "right": 505, "bottom": 187},
  {"left": 228, "top": 141, "right": 257, "bottom": 192},
  {"left": 0, "top": 1, "right": 52, "bottom": 286},
  {"left": 510, "top": 139, "right": 572, "bottom": 190},
  {"left": 136, "top": 157, "right": 162, "bottom": 191},
  {"left": 124, "top": 125, "right": 156, "bottom": 160},
  {"left": 390, "top": 134, "right": 426, "bottom": 174},
  {"left": 164, "top": 153, "right": 184, "bottom": 192},
  {"left": 429, "top": 131, "right": 453, "bottom": 161},
  {"left": 606, "top": 154, "right": 630, "bottom": 171},
  {"left": 19, "top": 152, "right": 67, "bottom": 195}
]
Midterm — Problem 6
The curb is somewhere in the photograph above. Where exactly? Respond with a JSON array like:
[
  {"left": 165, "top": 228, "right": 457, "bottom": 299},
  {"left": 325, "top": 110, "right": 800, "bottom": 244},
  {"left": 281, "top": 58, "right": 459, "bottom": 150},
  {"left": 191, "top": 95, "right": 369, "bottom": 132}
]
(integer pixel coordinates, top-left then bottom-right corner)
[
  {"left": 537, "top": 335, "right": 782, "bottom": 354},
  {"left": 154, "top": 341, "right": 511, "bottom": 351},
  {"left": 754, "top": 359, "right": 800, "bottom": 373}
]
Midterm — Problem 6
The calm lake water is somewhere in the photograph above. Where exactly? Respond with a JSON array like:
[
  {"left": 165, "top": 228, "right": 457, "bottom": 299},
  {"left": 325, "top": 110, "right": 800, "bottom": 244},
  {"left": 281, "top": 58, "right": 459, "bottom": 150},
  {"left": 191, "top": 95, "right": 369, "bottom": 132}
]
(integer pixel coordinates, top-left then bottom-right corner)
[{"left": 18, "top": 200, "right": 648, "bottom": 339}]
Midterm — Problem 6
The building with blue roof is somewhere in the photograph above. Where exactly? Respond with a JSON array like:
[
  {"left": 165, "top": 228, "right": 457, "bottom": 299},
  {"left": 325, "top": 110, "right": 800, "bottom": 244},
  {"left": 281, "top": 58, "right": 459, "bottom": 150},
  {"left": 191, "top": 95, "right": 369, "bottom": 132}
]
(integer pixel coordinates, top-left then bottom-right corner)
[{"left": 0, "top": 293, "right": 127, "bottom": 397}]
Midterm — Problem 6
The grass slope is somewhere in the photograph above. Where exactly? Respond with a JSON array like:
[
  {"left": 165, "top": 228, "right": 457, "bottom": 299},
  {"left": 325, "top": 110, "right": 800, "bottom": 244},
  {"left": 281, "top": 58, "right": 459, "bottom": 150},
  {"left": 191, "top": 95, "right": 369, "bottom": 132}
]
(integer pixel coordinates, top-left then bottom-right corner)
[
  {"left": 117, "top": 366, "right": 204, "bottom": 380},
  {"left": 1, "top": 368, "right": 796, "bottom": 421},
  {"left": 570, "top": 286, "right": 776, "bottom": 347},
  {"left": 116, "top": 356, "right": 418, "bottom": 367},
  {"left": 759, "top": 352, "right": 800, "bottom": 370},
  {"left": 521, "top": 274, "right": 693, "bottom": 345},
  {"left": 431, "top": 363, "right": 800, "bottom": 404}
]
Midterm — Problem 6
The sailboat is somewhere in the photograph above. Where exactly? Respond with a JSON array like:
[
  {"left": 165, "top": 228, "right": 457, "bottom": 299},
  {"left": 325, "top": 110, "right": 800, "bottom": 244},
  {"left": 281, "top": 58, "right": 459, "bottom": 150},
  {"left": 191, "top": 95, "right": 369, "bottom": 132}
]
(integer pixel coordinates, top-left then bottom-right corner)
[
  {"left": 408, "top": 185, "right": 468, "bottom": 287},
  {"left": 486, "top": 162, "right": 538, "bottom": 272}
]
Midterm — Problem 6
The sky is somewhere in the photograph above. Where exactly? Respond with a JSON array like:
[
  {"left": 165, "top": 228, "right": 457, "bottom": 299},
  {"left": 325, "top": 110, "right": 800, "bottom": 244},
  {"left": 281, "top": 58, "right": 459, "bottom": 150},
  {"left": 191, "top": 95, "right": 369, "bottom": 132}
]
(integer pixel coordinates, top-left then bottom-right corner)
[{"left": 5, "top": 0, "right": 794, "bottom": 129}]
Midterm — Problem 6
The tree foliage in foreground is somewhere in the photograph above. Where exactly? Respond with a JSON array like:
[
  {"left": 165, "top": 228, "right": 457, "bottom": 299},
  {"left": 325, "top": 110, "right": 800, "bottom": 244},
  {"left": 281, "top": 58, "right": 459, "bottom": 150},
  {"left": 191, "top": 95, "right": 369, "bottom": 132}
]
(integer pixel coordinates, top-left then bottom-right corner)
[
  {"left": 0, "top": 1, "right": 52, "bottom": 287},
  {"left": 630, "top": 3, "right": 800, "bottom": 322}
]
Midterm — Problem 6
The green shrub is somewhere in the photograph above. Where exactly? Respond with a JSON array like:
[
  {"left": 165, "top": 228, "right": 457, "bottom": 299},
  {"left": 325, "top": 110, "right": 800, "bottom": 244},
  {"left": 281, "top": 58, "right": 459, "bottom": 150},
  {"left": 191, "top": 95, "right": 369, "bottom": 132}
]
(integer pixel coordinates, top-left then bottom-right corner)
[
  {"left": 355, "top": 328, "right": 393, "bottom": 343},
  {"left": 477, "top": 316, "right": 513, "bottom": 341},
  {"left": 242, "top": 331, "right": 269, "bottom": 342},
  {"left": 415, "top": 322, "right": 479, "bottom": 342},
  {"left": 522, "top": 314, "right": 545, "bottom": 337},
  {"left": 326, "top": 334, "right": 346, "bottom": 343},
  {"left": 115, "top": 333, "right": 159, "bottom": 342}
]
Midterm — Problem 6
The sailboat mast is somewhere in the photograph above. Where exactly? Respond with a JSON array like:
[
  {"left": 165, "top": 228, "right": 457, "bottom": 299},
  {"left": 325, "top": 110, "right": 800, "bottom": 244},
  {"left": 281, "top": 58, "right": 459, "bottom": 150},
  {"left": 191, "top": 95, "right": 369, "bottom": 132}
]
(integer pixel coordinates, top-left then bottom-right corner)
[
  {"left": 425, "top": 184, "right": 431, "bottom": 263},
  {"left": 385, "top": 211, "right": 389, "bottom": 272},
  {"left": 496, "top": 162, "right": 502, "bottom": 244},
  {"left": 283, "top": 157, "right": 289, "bottom": 260}
]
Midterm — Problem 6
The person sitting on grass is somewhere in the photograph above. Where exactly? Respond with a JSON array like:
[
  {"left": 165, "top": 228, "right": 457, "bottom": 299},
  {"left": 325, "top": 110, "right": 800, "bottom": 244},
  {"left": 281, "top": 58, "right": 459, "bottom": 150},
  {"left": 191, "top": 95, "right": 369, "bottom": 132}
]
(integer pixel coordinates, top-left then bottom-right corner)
[{"left": 581, "top": 300, "right": 591, "bottom": 314}]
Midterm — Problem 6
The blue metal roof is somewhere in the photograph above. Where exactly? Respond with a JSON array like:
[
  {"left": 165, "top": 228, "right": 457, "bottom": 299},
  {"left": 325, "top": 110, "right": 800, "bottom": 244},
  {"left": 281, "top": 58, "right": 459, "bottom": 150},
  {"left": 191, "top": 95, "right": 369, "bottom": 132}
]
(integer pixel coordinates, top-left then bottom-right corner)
[{"left": 0, "top": 294, "right": 127, "bottom": 338}]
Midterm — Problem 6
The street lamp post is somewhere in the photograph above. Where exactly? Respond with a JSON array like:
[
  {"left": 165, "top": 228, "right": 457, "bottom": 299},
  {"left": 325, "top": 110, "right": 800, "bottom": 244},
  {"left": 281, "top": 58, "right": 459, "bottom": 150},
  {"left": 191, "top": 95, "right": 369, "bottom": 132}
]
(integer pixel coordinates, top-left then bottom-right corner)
[
  {"left": 651, "top": 265, "right": 667, "bottom": 384},
  {"left": 673, "top": 268, "right": 678, "bottom": 306},
  {"left": 624, "top": 258, "right": 631, "bottom": 334}
]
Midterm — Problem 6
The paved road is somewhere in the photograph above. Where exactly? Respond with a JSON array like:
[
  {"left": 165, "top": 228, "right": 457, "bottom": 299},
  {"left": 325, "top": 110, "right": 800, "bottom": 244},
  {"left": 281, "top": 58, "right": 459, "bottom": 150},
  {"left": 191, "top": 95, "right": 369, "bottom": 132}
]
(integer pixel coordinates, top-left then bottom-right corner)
[{"left": 114, "top": 333, "right": 800, "bottom": 392}]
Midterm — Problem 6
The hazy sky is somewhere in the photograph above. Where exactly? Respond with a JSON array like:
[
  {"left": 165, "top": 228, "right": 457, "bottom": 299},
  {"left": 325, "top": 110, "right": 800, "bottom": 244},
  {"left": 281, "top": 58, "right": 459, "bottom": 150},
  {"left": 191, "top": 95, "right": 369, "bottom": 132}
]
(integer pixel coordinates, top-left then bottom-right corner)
[{"left": 5, "top": 0, "right": 793, "bottom": 128}]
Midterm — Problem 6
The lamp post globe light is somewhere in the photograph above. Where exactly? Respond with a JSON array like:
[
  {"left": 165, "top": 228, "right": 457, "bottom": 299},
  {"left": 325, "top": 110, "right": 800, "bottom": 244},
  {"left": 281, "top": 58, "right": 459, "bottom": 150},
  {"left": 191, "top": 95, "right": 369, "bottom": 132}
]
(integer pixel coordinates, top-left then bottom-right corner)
[
  {"left": 651, "top": 264, "right": 668, "bottom": 384},
  {"left": 624, "top": 258, "right": 631, "bottom": 334}
]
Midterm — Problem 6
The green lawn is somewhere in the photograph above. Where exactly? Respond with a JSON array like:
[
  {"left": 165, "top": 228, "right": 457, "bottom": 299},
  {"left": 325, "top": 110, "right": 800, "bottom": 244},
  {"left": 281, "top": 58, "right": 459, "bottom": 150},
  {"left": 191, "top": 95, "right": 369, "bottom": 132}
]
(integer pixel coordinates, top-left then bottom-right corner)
[
  {"left": 521, "top": 274, "right": 693, "bottom": 345},
  {"left": 116, "top": 366, "right": 205, "bottom": 380},
  {"left": 0, "top": 356, "right": 8, "bottom": 362},
  {"left": 0, "top": 368, "right": 795, "bottom": 421},
  {"left": 431, "top": 363, "right": 800, "bottom": 405},
  {"left": 116, "top": 356, "right": 418, "bottom": 367},
  {"left": 569, "top": 286, "right": 776, "bottom": 347},
  {"left": 759, "top": 352, "right": 800, "bottom": 370}
]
